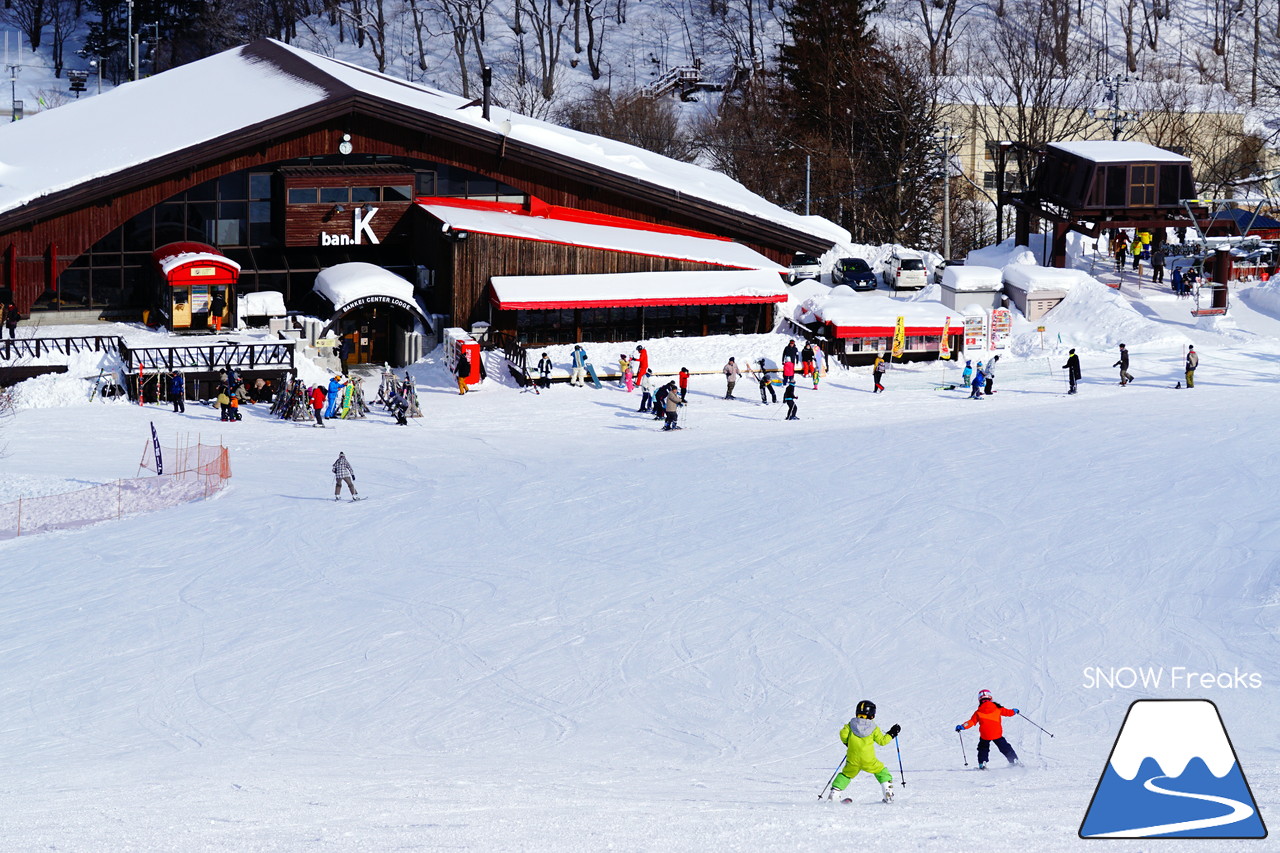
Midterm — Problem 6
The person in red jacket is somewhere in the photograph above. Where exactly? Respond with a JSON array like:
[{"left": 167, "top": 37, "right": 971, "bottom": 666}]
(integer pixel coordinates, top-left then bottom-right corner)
[
  {"left": 311, "top": 384, "right": 327, "bottom": 428},
  {"left": 955, "top": 688, "right": 1021, "bottom": 769}
]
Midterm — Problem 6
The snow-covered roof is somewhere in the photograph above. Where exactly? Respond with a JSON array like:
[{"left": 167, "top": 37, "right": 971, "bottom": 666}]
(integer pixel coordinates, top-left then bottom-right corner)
[
  {"left": 313, "top": 262, "right": 418, "bottom": 311},
  {"left": 1003, "top": 265, "right": 1095, "bottom": 293},
  {"left": 1048, "top": 141, "right": 1190, "bottom": 164},
  {"left": 155, "top": 251, "right": 241, "bottom": 277},
  {"left": 942, "top": 266, "right": 1003, "bottom": 291},
  {"left": 422, "top": 204, "right": 788, "bottom": 271},
  {"left": 0, "top": 40, "right": 846, "bottom": 252},
  {"left": 800, "top": 293, "right": 958, "bottom": 334},
  {"left": 490, "top": 270, "right": 787, "bottom": 310}
]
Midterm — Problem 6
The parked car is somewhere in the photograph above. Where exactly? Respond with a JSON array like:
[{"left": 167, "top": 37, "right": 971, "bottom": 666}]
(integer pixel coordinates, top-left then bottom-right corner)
[
  {"left": 832, "top": 257, "right": 878, "bottom": 290},
  {"left": 931, "top": 258, "right": 966, "bottom": 285},
  {"left": 884, "top": 251, "right": 928, "bottom": 290},
  {"left": 788, "top": 253, "right": 822, "bottom": 284}
]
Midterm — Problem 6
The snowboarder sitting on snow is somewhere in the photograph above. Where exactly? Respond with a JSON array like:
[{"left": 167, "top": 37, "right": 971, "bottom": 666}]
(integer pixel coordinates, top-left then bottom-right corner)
[
  {"left": 956, "top": 689, "right": 1020, "bottom": 769},
  {"left": 332, "top": 452, "right": 360, "bottom": 501},
  {"left": 831, "top": 700, "right": 900, "bottom": 803}
]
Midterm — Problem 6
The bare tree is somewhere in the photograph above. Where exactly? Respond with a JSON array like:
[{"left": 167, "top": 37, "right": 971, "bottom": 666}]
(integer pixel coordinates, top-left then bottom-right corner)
[
  {"left": 4, "top": 0, "right": 50, "bottom": 50},
  {"left": 914, "top": 0, "right": 978, "bottom": 75},
  {"left": 518, "top": 0, "right": 571, "bottom": 99},
  {"left": 48, "top": 0, "right": 77, "bottom": 76}
]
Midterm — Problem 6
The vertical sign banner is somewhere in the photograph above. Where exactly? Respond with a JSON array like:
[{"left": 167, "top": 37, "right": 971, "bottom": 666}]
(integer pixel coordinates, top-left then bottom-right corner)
[
  {"left": 940, "top": 316, "right": 952, "bottom": 360},
  {"left": 149, "top": 422, "right": 163, "bottom": 475},
  {"left": 892, "top": 316, "right": 906, "bottom": 359}
]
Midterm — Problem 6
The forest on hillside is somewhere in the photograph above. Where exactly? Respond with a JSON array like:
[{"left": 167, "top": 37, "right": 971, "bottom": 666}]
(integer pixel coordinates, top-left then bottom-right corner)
[{"left": 7, "top": 0, "right": 1280, "bottom": 254}]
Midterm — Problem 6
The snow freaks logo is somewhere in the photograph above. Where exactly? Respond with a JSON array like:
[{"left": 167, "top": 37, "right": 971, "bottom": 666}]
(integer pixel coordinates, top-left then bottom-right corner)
[
  {"left": 1082, "top": 666, "right": 1262, "bottom": 690},
  {"left": 1079, "top": 700, "right": 1267, "bottom": 839}
]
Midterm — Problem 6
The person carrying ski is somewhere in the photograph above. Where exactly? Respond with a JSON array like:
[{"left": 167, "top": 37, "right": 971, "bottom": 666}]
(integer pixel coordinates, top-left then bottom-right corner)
[
  {"left": 537, "top": 352, "right": 553, "bottom": 389},
  {"left": 754, "top": 358, "right": 777, "bottom": 404},
  {"left": 961, "top": 360, "right": 973, "bottom": 387},
  {"left": 723, "top": 357, "right": 741, "bottom": 399},
  {"left": 331, "top": 452, "right": 360, "bottom": 501},
  {"left": 570, "top": 345, "right": 587, "bottom": 387},
  {"left": 984, "top": 354, "right": 999, "bottom": 395},
  {"left": 955, "top": 689, "right": 1020, "bottom": 769},
  {"left": 830, "top": 700, "right": 900, "bottom": 804},
  {"left": 1185, "top": 344, "right": 1198, "bottom": 388},
  {"left": 1113, "top": 343, "right": 1133, "bottom": 386},
  {"left": 872, "top": 355, "right": 886, "bottom": 393},
  {"left": 662, "top": 384, "right": 684, "bottom": 431},
  {"left": 1063, "top": 349, "right": 1081, "bottom": 395},
  {"left": 969, "top": 362, "right": 985, "bottom": 399},
  {"left": 169, "top": 372, "right": 185, "bottom": 413},
  {"left": 783, "top": 382, "right": 798, "bottom": 420},
  {"left": 638, "top": 369, "right": 655, "bottom": 412},
  {"left": 311, "top": 384, "right": 327, "bottom": 427}
]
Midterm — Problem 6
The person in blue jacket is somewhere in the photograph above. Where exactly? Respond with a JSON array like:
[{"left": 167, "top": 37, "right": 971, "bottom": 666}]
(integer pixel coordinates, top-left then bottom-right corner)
[
  {"left": 969, "top": 362, "right": 985, "bottom": 399},
  {"left": 570, "top": 345, "right": 587, "bottom": 387},
  {"left": 169, "top": 372, "right": 185, "bottom": 413},
  {"left": 324, "top": 375, "right": 344, "bottom": 417}
]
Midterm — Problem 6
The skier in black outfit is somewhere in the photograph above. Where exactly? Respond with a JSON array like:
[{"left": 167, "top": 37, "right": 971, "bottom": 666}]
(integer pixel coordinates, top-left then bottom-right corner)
[
  {"left": 783, "top": 383, "right": 798, "bottom": 420},
  {"left": 1063, "top": 349, "right": 1081, "bottom": 394},
  {"left": 1113, "top": 344, "right": 1133, "bottom": 386},
  {"left": 782, "top": 340, "right": 799, "bottom": 365},
  {"left": 537, "top": 352, "right": 553, "bottom": 389},
  {"left": 169, "top": 372, "right": 185, "bottom": 413},
  {"left": 754, "top": 359, "right": 777, "bottom": 403},
  {"left": 652, "top": 381, "right": 673, "bottom": 421}
]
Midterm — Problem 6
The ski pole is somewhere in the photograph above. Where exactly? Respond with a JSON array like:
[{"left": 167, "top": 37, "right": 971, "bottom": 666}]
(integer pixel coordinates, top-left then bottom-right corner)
[
  {"left": 1018, "top": 713, "right": 1055, "bottom": 737},
  {"left": 895, "top": 737, "right": 906, "bottom": 787},
  {"left": 820, "top": 756, "right": 844, "bottom": 800},
  {"left": 958, "top": 730, "right": 968, "bottom": 766}
]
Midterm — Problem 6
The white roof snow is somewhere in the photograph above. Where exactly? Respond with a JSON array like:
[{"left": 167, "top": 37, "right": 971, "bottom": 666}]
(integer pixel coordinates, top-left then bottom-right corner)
[
  {"left": 942, "top": 265, "right": 1003, "bottom": 291},
  {"left": 1003, "top": 265, "right": 1095, "bottom": 294},
  {"left": 421, "top": 204, "right": 789, "bottom": 271},
  {"left": 0, "top": 40, "right": 847, "bottom": 251},
  {"left": 238, "top": 291, "right": 287, "bottom": 316},
  {"left": 801, "top": 293, "right": 958, "bottom": 329},
  {"left": 155, "top": 250, "right": 241, "bottom": 277},
  {"left": 1047, "top": 141, "right": 1190, "bottom": 164},
  {"left": 313, "top": 262, "right": 417, "bottom": 311},
  {"left": 490, "top": 269, "right": 788, "bottom": 309}
]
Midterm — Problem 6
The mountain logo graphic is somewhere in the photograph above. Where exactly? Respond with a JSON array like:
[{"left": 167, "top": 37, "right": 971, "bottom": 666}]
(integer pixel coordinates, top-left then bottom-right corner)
[{"left": 1080, "top": 699, "right": 1267, "bottom": 839}]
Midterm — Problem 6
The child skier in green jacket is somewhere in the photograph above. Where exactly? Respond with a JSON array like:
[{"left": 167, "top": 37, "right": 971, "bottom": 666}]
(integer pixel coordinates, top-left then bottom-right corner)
[{"left": 830, "top": 699, "right": 901, "bottom": 803}]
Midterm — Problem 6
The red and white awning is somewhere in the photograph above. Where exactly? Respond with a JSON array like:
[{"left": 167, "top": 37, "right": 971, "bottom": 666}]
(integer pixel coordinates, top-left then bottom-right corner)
[{"left": 490, "top": 270, "right": 788, "bottom": 310}]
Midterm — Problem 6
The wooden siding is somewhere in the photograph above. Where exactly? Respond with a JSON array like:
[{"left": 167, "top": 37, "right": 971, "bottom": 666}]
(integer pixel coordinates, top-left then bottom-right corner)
[
  {"left": 449, "top": 232, "right": 754, "bottom": 328},
  {"left": 1, "top": 107, "right": 800, "bottom": 315}
]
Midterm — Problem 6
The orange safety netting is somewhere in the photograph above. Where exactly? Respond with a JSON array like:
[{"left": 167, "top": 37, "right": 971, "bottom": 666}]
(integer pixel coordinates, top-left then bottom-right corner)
[{"left": 0, "top": 441, "right": 231, "bottom": 540}]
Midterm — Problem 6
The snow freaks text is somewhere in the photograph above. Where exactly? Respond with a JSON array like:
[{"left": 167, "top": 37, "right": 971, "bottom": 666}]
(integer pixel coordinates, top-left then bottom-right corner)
[{"left": 1082, "top": 667, "right": 1262, "bottom": 690}]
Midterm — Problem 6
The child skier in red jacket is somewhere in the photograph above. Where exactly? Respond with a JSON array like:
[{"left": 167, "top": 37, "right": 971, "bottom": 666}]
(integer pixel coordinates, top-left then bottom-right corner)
[{"left": 955, "top": 689, "right": 1021, "bottom": 769}]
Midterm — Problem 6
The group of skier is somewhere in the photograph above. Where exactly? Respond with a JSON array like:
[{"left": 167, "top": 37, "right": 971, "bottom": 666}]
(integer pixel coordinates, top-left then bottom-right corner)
[{"left": 828, "top": 689, "right": 1026, "bottom": 805}]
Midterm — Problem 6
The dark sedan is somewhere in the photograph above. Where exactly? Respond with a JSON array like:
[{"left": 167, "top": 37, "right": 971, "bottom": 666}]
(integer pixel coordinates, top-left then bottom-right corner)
[{"left": 832, "top": 257, "right": 877, "bottom": 290}]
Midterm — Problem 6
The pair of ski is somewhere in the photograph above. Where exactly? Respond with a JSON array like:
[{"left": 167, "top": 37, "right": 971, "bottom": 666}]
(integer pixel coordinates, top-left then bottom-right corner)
[{"left": 334, "top": 496, "right": 364, "bottom": 502}]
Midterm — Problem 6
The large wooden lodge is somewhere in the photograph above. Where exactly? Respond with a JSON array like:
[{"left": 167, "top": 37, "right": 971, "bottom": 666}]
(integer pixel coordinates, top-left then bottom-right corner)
[{"left": 0, "top": 40, "right": 839, "bottom": 364}]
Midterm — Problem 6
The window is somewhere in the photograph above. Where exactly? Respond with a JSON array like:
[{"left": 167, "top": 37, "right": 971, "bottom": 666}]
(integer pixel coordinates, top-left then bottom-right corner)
[
  {"left": 1129, "top": 164, "right": 1156, "bottom": 207},
  {"left": 249, "top": 174, "right": 273, "bottom": 200},
  {"left": 352, "top": 186, "right": 380, "bottom": 203},
  {"left": 320, "top": 187, "right": 349, "bottom": 204},
  {"left": 384, "top": 185, "right": 413, "bottom": 202},
  {"left": 288, "top": 187, "right": 318, "bottom": 204}
]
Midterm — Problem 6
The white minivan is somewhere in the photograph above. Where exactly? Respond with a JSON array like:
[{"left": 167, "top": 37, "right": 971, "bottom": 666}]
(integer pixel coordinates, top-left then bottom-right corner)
[{"left": 884, "top": 250, "right": 928, "bottom": 290}]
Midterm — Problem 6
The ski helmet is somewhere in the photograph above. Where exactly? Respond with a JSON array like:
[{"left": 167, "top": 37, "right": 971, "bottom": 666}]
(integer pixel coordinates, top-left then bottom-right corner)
[
  {"left": 855, "top": 699, "right": 876, "bottom": 719},
  {"left": 978, "top": 689, "right": 993, "bottom": 702}
]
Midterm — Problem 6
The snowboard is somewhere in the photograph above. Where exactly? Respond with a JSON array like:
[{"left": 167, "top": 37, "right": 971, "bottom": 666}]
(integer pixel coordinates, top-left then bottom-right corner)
[{"left": 585, "top": 363, "right": 602, "bottom": 389}]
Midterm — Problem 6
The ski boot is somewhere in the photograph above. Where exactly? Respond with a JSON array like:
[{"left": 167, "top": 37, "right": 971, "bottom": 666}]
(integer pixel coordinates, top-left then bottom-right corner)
[
  {"left": 978, "top": 762, "right": 987, "bottom": 770},
  {"left": 881, "top": 781, "right": 894, "bottom": 804}
]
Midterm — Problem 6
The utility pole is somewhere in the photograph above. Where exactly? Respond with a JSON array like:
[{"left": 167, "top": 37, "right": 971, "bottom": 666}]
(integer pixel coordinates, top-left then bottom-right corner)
[
  {"left": 805, "top": 154, "right": 811, "bottom": 217},
  {"left": 1090, "top": 74, "right": 1140, "bottom": 140},
  {"left": 931, "top": 125, "right": 961, "bottom": 260}
]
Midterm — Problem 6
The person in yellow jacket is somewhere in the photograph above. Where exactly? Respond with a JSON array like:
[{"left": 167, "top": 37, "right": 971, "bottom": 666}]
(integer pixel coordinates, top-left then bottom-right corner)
[{"left": 830, "top": 699, "right": 900, "bottom": 803}]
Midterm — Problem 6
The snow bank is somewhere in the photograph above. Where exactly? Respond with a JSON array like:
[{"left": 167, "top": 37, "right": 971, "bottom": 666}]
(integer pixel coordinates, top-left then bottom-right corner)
[
  {"left": 943, "top": 265, "right": 1002, "bottom": 291},
  {"left": 1007, "top": 276, "right": 1188, "bottom": 356},
  {"left": 9, "top": 350, "right": 125, "bottom": 410},
  {"left": 967, "top": 239, "right": 1037, "bottom": 269},
  {"left": 1003, "top": 265, "right": 1095, "bottom": 293}
]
